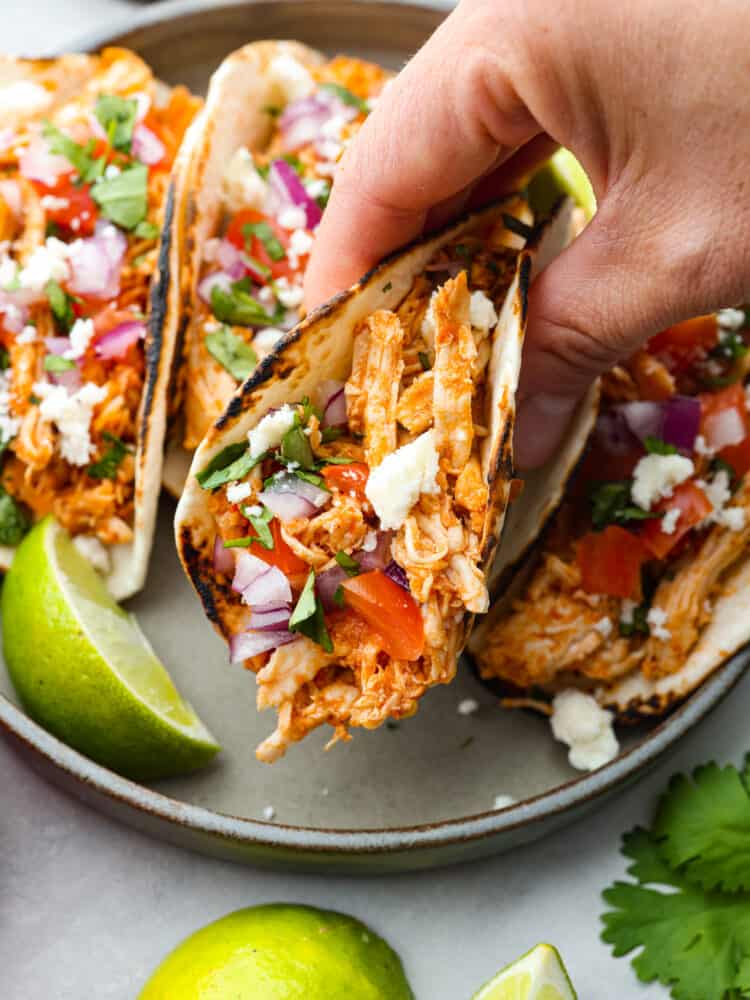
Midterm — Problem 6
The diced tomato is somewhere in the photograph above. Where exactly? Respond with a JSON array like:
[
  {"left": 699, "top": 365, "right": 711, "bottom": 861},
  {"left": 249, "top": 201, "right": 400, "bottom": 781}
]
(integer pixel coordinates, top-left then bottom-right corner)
[
  {"left": 639, "top": 480, "right": 712, "bottom": 559},
  {"left": 341, "top": 570, "right": 425, "bottom": 661},
  {"left": 225, "top": 209, "right": 295, "bottom": 282},
  {"left": 720, "top": 436, "right": 750, "bottom": 479},
  {"left": 248, "top": 518, "right": 307, "bottom": 578},
  {"left": 576, "top": 525, "right": 647, "bottom": 600},
  {"left": 92, "top": 308, "right": 139, "bottom": 336},
  {"left": 32, "top": 176, "right": 97, "bottom": 236},
  {"left": 321, "top": 462, "right": 370, "bottom": 504},
  {"left": 699, "top": 382, "right": 750, "bottom": 471},
  {"left": 647, "top": 315, "right": 719, "bottom": 373}
]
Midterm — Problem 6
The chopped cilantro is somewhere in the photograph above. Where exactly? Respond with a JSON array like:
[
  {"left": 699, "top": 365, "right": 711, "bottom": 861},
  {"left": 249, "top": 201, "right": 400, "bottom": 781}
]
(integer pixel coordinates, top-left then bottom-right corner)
[
  {"left": 502, "top": 213, "right": 534, "bottom": 240},
  {"left": 289, "top": 569, "right": 333, "bottom": 652},
  {"left": 205, "top": 325, "right": 258, "bottom": 382},
  {"left": 281, "top": 424, "right": 314, "bottom": 469},
  {"left": 43, "top": 354, "right": 75, "bottom": 373},
  {"left": 280, "top": 154, "right": 303, "bottom": 174},
  {"left": 42, "top": 121, "right": 103, "bottom": 183},
  {"left": 382, "top": 281, "right": 393, "bottom": 293},
  {"left": 644, "top": 436, "right": 678, "bottom": 455},
  {"left": 94, "top": 94, "right": 138, "bottom": 153},
  {"left": 618, "top": 603, "right": 650, "bottom": 638},
  {"left": 0, "top": 487, "right": 30, "bottom": 545},
  {"left": 293, "top": 469, "right": 328, "bottom": 489},
  {"left": 335, "top": 551, "right": 360, "bottom": 577},
  {"left": 333, "top": 584, "right": 345, "bottom": 608},
  {"left": 711, "top": 328, "right": 748, "bottom": 363},
  {"left": 0, "top": 348, "right": 9, "bottom": 370},
  {"left": 418, "top": 351, "right": 431, "bottom": 371},
  {"left": 319, "top": 82, "right": 369, "bottom": 114},
  {"left": 222, "top": 537, "right": 254, "bottom": 548},
  {"left": 45, "top": 279, "right": 76, "bottom": 333},
  {"left": 590, "top": 481, "right": 660, "bottom": 530},
  {"left": 91, "top": 162, "right": 148, "bottom": 230},
  {"left": 241, "top": 504, "right": 274, "bottom": 550},
  {"left": 210, "top": 281, "right": 277, "bottom": 328},
  {"left": 315, "top": 454, "right": 352, "bottom": 465},
  {"left": 313, "top": 179, "right": 331, "bottom": 209},
  {"left": 196, "top": 443, "right": 263, "bottom": 490},
  {"left": 45, "top": 221, "right": 62, "bottom": 239},
  {"left": 711, "top": 456, "right": 738, "bottom": 491},
  {"left": 454, "top": 243, "right": 476, "bottom": 266},
  {"left": 320, "top": 427, "right": 343, "bottom": 444},
  {"left": 300, "top": 396, "right": 323, "bottom": 425},
  {"left": 242, "top": 221, "right": 285, "bottom": 262},
  {"left": 87, "top": 432, "right": 131, "bottom": 479},
  {"left": 134, "top": 219, "right": 160, "bottom": 240},
  {"left": 244, "top": 254, "right": 271, "bottom": 280}
]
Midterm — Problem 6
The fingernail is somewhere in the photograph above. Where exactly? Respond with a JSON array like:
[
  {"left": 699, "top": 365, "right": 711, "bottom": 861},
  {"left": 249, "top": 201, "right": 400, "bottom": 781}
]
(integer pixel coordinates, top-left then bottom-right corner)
[{"left": 514, "top": 393, "right": 578, "bottom": 470}]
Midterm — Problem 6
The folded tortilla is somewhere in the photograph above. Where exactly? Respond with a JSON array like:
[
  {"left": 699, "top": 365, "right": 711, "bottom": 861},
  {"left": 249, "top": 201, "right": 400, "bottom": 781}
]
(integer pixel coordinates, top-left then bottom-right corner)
[
  {"left": 0, "top": 48, "right": 200, "bottom": 598},
  {"left": 162, "top": 41, "right": 391, "bottom": 496}
]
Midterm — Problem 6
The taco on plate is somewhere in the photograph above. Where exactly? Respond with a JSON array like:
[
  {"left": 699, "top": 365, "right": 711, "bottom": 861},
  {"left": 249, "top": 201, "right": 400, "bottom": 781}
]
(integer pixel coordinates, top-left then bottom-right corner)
[
  {"left": 0, "top": 47, "right": 200, "bottom": 598},
  {"left": 162, "top": 41, "right": 391, "bottom": 494},
  {"left": 471, "top": 308, "right": 750, "bottom": 718},
  {"left": 174, "top": 195, "right": 575, "bottom": 761}
]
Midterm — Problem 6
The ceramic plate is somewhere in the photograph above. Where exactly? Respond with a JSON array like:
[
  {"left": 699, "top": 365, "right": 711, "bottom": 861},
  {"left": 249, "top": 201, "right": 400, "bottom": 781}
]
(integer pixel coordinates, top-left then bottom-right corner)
[{"left": 1, "top": 0, "right": 747, "bottom": 873}]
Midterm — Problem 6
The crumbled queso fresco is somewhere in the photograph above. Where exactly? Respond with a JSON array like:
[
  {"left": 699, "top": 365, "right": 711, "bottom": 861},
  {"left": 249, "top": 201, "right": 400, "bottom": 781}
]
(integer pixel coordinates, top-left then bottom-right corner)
[
  {"left": 364, "top": 429, "right": 440, "bottom": 531},
  {"left": 549, "top": 689, "right": 619, "bottom": 771}
]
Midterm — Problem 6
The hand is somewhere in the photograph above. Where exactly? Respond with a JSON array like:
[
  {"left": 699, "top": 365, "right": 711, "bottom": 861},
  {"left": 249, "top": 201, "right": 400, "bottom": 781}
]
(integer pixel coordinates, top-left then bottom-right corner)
[{"left": 305, "top": 0, "right": 750, "bottom": 467}]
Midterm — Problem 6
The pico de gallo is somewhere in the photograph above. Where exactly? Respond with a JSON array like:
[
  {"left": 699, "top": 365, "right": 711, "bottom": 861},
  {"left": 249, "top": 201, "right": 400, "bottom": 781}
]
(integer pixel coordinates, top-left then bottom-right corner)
[
  {"left": 476, "top": 306, "right": 750, "bottom": 698},
  {"left": 183, "top": 54, "right": 391, "bottom": 450},
  {"left": 0, "top": 49, "right": 200, "bottom": 570},
  {"left": 195, "top": 207, "right": 532, "bottom": 761}
]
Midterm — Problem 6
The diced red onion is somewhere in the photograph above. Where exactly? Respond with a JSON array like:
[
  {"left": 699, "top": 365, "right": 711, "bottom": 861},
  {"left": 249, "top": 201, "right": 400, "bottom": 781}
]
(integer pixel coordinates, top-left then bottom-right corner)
[
  {"left": 705, "top": 407, "right": 746, "bottom": 450},
  {"left": 259, "top": 472, "right": 330, "bottom": 523},
  {"left": 44, "top": 336, "right": 70, "bottom": 356},
  {"left": 0, "top": 179, "right": 22, "bottom": 217},
  {"left": 248, "top": 603, "right": 291, "bottom": 631},
  {"left": 216, "top": 239, "right": 246, "bottom": 280},
  {"left": 213, "top": 535, "right": 235, "bottom": 575},
  {"left": 19, "top": 134, "right": 69, "bottom": 186},
  {"left": 618, "top": 395, "right": 701, "bottom": 453},
  {"left": 132, "top": 124, "right": 165, "bottom": 166},
  {"left": 198, "top": 270, "right": 233, "bottom": 305},
  {"left": 358, "top": 531, "right": 392, "bottom": 572},
  {"left": 232, "top": 550, "right": 292, "bottom": 606},
  {"left": 593, "top": 409, "right": 639, "bottom": 456},
  {"left": 316, "top": 379, "right": 347, "bottom": 428},
  {"left": 278, "top": 91, "right": 355, "bottom": 153},
  {"left": 94, "top": 320, "right": 145, "bottom": 360},
  {"left": 68, "top": 221, "right": 127, "bottom": 300},
  {"left": 268, "top": 159, "right": 322, "bottom": 230},
  {"left": 316, "top": 564, "right": 349, "bottom": 611},
  {"left": 384, "top": 559, "right": 410, "bottom": 592},
  {"left": 229, "top": 628, "right": 296, "bottom": 663},
  {"left": 43, "top": 338, "right": 81, "bottom": 389},
  {"left": 0, "top": 296, "right": 28, "bottom": 333}
]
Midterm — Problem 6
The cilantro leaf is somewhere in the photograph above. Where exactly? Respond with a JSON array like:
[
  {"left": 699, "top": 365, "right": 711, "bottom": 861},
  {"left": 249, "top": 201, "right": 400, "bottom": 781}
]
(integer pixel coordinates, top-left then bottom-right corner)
[
  {"left": 333, "top": 584, "right": 345, "bottom": 608},
  {"left": 134, "top": 219, "right": 160, "bottom": 240},
  {"left": 335, "top": 550, "right": 360, "bottom": 577},
  {"left": 319, "top": 82, "right": 369, "bottom": 114},
  {"left": 289, "top": 569, "right": 333, "bottom": 652},
  {"left": 42, "top": 121, "right": 102, "bottom": 183},
  {"left": 210, "top": 282, "right": 276, "bottom": 328},
  {"left": 418, "top": 351, "right": 431, "bottom": 371},
  {"left": 242, "top": 221, "right": 285, "bottom": 262},
  {"left": 45, "top": 279, "right": 76, "bottom": 333},
  {"left": 590, "top": 481, "right": 660, "bottom": 530},
  {"left": 205, "top": 326, "right": 258, "bottom": 382},
  {"left": 196, "top": 444, "right": 262, "bottom": 490},
  {"left": 241, "top": 504, "right": 274, "bottom": 550},
  {"left": 602, "top": 828, "right": 750, "bottom": 1000},
  {"left": 94, "top": 94, "right": 138, "bottom": 153},
  {"left": 44, "top": 354, "right": 75, "bottom": 373},
  {"left": 619, "top": 602, "right": 650, "bottom": 638},
  {"left": 280, "top": 423, "right": 314, "bottom": 469},
  {"left": 91, "top": 163, "right": 148, "bottom": 230},
  {"left": 0, "top": 487, "right": 30, "bottom": 545},
  {"left": 0, "top": 348, "right": 9, "bottom": 370},
  {"left": 87, "top": 432, "right": 131, "bottom": 480},
  {"left": 645, "top": 436, "right": 678, "bottom": 455},
  {"left": 653, "top": 764, "right": 750, "bottom": 893},
  {"left": 711, "top": 329, "right": 748, "bottom": 363}
]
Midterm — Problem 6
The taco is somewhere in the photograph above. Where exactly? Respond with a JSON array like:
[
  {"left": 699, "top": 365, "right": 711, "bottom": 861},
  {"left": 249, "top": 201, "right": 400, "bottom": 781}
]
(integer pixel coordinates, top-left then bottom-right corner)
[
  {"left": 175, "top": 195, "right": 576, "bottom": 762},
  {"left": 0, "top": 48, "right": 200, "bottom": 598},
  {"left": 471, "top": 308, "right": 750, "bottom": 719},
  {"left": 162, "top": 41, "right": 391, "bottom": 495}
]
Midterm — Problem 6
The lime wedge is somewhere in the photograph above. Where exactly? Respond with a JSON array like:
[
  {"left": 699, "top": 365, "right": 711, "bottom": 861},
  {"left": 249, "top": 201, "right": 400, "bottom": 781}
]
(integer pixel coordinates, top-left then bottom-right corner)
[
  {"left": 472, "top": 944, "right": 577, "bottom": 1000},
  {"left": 2, "top": 517, "right": 219, "bottom": 781},
  {"left": 138, "top": 903, "right": 415, "bottom": 999},
  {"left": 527, "top": 149, "right": 596, "bottom": 222}
]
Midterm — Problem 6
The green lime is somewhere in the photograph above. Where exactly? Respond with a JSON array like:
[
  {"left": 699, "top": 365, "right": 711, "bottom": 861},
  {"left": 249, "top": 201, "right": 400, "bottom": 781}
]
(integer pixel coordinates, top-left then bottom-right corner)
[
  {"left": 138, "top": 903, "right": 414, "bottom": 999},
  {"left": 1, "top": 516, "right": 219, "bottom": 781},
  {"left": 527, "top": 149, "right": 596, "bottom": 221},
  {"left": 472, "top": 944, "right": 577, "bottom": 1000}
]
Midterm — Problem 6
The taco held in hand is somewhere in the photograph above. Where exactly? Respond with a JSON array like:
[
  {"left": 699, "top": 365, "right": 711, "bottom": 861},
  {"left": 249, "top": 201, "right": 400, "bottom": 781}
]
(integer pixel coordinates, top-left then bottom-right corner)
[
  {"left": 165, "top": 42, "right": 390, "bottom": 492},
  {"left": 0, "top": 48, "right": 200, "bottom": 598},
  {"left": 472, "top": 308, "right": 750, "bottom": 719},
  {"left": 176, "top": 198, "right": 557, "bottom": 762}
]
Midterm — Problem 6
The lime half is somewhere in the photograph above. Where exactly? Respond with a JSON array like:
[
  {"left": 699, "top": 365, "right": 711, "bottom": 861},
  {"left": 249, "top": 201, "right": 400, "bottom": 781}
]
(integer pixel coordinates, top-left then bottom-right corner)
[
  {"left": 2, "top": 516, "right": 219, "bottom": 781},
  {"left": 527, "top": 149, "right": 596, "bottom": 222},
  {"left": 138, "top": 903, "right": 415, "bottom": 999},
  {"left": 472, "top": 944, "right": 577, "bottom": 1000}
]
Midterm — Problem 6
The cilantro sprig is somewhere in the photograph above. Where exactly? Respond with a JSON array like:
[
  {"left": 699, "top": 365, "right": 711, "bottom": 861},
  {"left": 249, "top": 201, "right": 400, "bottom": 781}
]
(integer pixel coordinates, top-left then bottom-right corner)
[
  {"left": 91, "top": 163, "right": 149, "bottom": 230},
  {"left": 205, "top": 326, "right": 258, "bottom": 382},
  {"left": 210, "top": 279, "right": 279, "bottom": 328},
  {"left": 196, "top": 443, "right": 263, "bottom": 490},
  {"left": 319, "top": 81, "right": 370, "bottom": 114},
  {"left": 94, "top": 94, "right": 138, "bottom": 153},
  {"left": 289, "top": 569, "right": 332, "bottom": 652},
  {"left": 589, "top": 481, "right": 660, "bottom": 530},
  {"left": 602, "top": 757, "right": 750, "bottom": 1000},
  {"left": 88, "top": 432, "right": 132, "bottom": 480}
]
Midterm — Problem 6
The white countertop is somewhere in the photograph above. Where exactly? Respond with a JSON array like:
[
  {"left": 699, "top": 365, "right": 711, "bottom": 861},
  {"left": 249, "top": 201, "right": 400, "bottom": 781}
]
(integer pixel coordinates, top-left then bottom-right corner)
[{"left": 0, "top": 3, "right": 743, "bottom": 997}]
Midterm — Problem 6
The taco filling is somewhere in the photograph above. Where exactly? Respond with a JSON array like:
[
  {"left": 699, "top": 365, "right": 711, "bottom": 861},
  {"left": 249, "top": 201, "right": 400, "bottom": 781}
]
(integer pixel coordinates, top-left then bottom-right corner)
[
  {"left": 183, "top": 54, "right": 389, "bottom": 450},
  {"left": 475, "top": 308, "right": 750, "bottom": 706},
  {"left": 0, "top": 49, "right": 199, "bottom": 578},
  {"left": 194, "top": 207, "right": 531, "bottom": 761}
]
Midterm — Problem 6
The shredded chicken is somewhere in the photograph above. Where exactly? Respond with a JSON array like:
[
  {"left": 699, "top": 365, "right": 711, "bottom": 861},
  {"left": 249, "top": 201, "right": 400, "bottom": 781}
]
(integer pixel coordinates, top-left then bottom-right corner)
[
  {"left": 359, "top": 310, "right": 404, "bottom": 467},
  {"left": 432, "top": 272, "right": 476, "bottom": 472}
]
